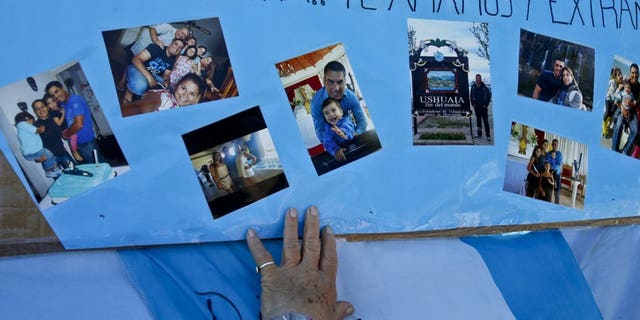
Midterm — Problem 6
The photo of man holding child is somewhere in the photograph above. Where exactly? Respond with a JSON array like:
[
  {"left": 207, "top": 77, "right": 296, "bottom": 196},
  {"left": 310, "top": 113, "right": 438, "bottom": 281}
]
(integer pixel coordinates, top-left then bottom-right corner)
[{"left": 275, "top": 44, "right": 381, "bottom": 175}]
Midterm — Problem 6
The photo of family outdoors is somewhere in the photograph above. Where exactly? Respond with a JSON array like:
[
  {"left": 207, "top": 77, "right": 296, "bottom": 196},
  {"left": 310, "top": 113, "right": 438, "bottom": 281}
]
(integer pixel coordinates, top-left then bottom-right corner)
[
  {"left": 275, "top": 43, "right": 381, "bottom": 175},
  {"left": 517, "top": 29, "right": 594, "bottom": 112},
  {"left": 102, "top": 17, "right": 237, "bottom": 117},
  {"left": 503, "top": 122, "right": 588, "bottom": 210},
  {"left": 600, "top": 55, "right": 640, "bottom": 159},
  {"left": 0, "top": 62, "right": 129, "bottom": 210},
  {"left": 182, "top": 107, "right": 288, "bottom": 218},
  {"left": 409, "top": 19, "right": 493, "bottom": 146}
]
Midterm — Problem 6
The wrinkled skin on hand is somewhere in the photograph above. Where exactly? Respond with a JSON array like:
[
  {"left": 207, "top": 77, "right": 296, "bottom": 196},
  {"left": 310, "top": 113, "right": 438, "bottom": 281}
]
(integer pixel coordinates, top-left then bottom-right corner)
[{"left": 246, "top": 206, "right": 354, "bottom": 320}]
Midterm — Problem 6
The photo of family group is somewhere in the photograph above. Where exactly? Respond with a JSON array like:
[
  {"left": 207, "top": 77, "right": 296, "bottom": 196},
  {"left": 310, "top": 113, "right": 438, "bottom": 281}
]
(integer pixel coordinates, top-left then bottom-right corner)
[
  {"left": 275, "top": 43, "right": 381, "bottom": 175},
  {"left": 517, "top": 29, "right": 594, "bottom": 112},
  {"left": 600, "top": 55, "right": 640, "bottom": 159},
  {"left": 102, "top": 17, "right": 237, "bottom": 117},
  {"left": 182, "top": 107, "right": 288, "bottom": 218},
  {"left": 503, "top": 122, "right": 588, "bottom": 209},
  {"left": 409, "top": 19, "right": 493, "bottom": 146},
  {"left": 0, "top": 62, "right": 129, "bottom": 209}
]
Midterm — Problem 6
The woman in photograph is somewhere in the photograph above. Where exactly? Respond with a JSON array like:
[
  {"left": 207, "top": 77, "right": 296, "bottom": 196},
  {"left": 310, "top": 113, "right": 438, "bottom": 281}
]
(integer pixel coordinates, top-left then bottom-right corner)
[
  {"left": 526, "top": 146, "right": 543, "bottom": 198},
  {"left": 552, "top": 67, "right": 585, "bottom": 110},
  {"left": 169, "top": 45, "right": 199, "bottom": 88},
  {"left": 236, "top": 144, "right": 258, "bottom": 187},
  {"left": 210, "top": 151, "right": 234, "bottom": 193},
  {"left": 120, "top": 73, "right": 206, "bottom": 117},
  {"left": 604, "top": 67, "right": 624, "bottom": 137},
  {"left": 198, "top": 56, "right": 221, "bottom": 101},
  {"left": 538, "top": 160, "right": 556, "bottom": 202}
]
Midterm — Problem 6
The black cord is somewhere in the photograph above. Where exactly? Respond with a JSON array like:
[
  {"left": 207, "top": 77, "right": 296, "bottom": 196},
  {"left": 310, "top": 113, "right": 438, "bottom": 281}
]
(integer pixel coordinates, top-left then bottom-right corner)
[{"left": 195, "top": 290, "right": 243, "bottom": 320}]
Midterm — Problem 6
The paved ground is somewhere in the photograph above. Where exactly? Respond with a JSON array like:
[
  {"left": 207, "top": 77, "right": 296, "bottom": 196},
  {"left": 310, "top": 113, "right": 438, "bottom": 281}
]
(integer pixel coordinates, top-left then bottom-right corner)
[
  {"left": 600, "top": 121, "right": 629, "bottom": 151},
  {"left": 413, "top": 103, "right": 494, "bottom": 146}
]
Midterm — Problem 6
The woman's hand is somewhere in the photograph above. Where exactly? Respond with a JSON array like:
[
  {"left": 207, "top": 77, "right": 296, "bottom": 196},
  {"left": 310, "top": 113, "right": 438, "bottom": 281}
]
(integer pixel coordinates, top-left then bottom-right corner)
[{"left": 246, "top": 206, "right": 354, "bottom": 320}]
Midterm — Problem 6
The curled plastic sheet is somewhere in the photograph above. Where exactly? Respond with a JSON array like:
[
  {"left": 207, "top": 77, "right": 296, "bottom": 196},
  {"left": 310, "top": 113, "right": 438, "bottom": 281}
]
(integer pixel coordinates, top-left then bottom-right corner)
[{"left": 0, "top": 0, "right": 638, "bottom": 251}]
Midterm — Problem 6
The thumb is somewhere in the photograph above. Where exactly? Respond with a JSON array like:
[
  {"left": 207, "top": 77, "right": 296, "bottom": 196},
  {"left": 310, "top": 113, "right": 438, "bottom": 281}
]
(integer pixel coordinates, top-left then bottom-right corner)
[{"left": 335, "top": 301, "right": 354, "bottom": 319}]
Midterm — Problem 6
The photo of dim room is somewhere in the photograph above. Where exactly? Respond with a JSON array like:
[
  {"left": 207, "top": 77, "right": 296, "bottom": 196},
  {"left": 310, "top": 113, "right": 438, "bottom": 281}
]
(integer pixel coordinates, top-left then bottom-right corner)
[
  {"left": 182, "top": 107, "right": 288, "bottom": 219},
  {"left": 502, "top": 122, "right": 588, "bottom": 210},
  {"left": 600, "top": 55, "right": 640, "bottom": 159},
  {"left": 517, "top": 29, "right": 594, "bottom": 112},
  {"left": 275, "top": 43, "right": 381, "bottom": 176},
  {"left": 409, "top": 19, "right": 493, "bottom": 146},
  {"left": 0, "top": 62, "right": 129, "bottom": 210},
  {"left": 102, "top": 17, "right": 237, "bottom": 117}
]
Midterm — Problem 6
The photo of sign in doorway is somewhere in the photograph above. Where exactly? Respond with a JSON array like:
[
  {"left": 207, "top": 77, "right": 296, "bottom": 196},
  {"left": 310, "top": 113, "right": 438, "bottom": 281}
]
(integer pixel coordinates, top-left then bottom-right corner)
[
  {"left": 409, "top": 19, "right": 493, "bottom": 146},
  {"left": 182, "top": 107, "right": 288, "bottom": 219},
  {"left": 275, "top": 43, "right": 381, "bottom": 175}
]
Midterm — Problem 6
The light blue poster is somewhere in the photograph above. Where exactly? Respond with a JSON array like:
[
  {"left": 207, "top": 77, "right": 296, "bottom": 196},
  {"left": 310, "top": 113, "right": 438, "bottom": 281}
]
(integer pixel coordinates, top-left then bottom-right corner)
[{"left": 0, "top": 0, "right": 638, "bottom": 250}]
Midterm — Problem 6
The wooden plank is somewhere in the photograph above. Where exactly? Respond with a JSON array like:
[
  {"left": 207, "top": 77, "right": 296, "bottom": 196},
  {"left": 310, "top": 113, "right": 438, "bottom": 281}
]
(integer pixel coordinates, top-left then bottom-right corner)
[{"left": 339, "top": 216, "right": 640, "bottom": 242}]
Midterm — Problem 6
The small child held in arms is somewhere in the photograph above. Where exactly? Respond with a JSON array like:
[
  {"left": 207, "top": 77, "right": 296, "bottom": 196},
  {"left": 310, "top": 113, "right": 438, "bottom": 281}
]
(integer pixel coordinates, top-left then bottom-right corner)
[
  {"left": 14, "top": 111, "right": 62, "bottom": 178},
  {"left": 320, "top": 97, "right": 354, "bottom": 161}
]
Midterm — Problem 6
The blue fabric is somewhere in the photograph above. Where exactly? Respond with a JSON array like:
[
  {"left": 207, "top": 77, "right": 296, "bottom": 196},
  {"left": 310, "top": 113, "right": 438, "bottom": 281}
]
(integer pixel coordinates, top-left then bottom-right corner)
[
  {"left": 120, "top": 231, "right": 603, "bottom": 319},
  {"left": 119, "top": 240, "right": 282, "bottom": 320},
  {"left": 462, "top": 230, "right": 602, "bottom": 320}
]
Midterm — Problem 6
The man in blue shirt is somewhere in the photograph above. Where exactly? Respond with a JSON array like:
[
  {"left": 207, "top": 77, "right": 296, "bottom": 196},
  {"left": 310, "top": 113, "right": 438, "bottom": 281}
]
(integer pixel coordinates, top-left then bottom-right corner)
[
  {"left": 45, "top": 81, "right": 104, "bottom": 164},
  {"left": 546, "top": 139, "right": 563, "bottom": 204},
  {"left": 310, "top": 61, "right": 367, "bottom": 161},
  {"left": 532, "top": 58, "right": 564, "bottom": 102}
]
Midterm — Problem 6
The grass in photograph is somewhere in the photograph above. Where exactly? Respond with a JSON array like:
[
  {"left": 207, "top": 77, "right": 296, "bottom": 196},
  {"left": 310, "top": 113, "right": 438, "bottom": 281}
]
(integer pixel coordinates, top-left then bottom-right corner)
[{"left": 419, "top": 132, "right": 466, "bottom": 140}]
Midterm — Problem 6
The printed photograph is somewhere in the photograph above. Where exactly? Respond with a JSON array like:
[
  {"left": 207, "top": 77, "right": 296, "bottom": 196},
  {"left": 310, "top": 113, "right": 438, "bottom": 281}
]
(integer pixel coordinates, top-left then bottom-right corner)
[
  {"left": 102, "top": 17, "right": 237, "bottom": 117},
  {"left": 600, "top": 55, "right": 640, "bottom": 159},
  {"left": 275, "top": 43, "right": 381, "bottom": 176},
  {"left": 503, "top": 122, "right": 588, "bottom": 210},
  {"left": 409, "top": 19, "right": 493, "bottom": 146},
  {"left": 182, "top": 107, "right": 288, "bottom": 218},
  {"left": 0, "top": 62, "right": 129, "bottom": 209},
  {"left": 517, "top": 29, "right": 594, "bottom": 112}
]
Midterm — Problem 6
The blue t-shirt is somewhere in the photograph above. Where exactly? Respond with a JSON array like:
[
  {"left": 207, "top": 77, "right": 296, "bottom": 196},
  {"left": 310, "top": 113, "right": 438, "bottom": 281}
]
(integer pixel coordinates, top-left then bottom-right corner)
[
  {"left": 310, "top": 87, "right": 367, "bottom": 141},
  {"left": 61, "top": 94, "right": 95, "bottom": 144},
  {"left": 144, "top": 43, "right": 177, "bottom": 83},
  {"left": 321, "top": 117, "right": 355, "bottom": 156},
  {"left": 536, "top": 70, "right": 563, "bottom": 102},
  {"left": 546, "top": 150, "right": 563, "bottom": 174}
]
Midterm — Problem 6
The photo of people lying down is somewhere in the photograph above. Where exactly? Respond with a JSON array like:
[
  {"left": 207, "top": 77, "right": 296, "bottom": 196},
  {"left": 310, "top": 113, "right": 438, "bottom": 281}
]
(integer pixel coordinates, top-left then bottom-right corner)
[
  {"left": 182, "top": 107, "right": 288, "bottom": 219},
  {"left": 276, "top": 43, "right": 382, "bottom": 176},
  {"left": 102, "top": 17, "right": 238, "bottom": 117},
  {"left": 0, "top": 62, "right": 129, "bottom": 210}
]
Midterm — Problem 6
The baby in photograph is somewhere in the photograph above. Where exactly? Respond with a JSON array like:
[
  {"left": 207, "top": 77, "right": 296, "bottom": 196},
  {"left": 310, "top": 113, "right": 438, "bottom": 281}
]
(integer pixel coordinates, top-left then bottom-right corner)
[
  {"left": 14, "top": 111, "right": 62, "bottom": 178},
  {"left": 321, "top": 97, "right": 354, "bottom": 160}
]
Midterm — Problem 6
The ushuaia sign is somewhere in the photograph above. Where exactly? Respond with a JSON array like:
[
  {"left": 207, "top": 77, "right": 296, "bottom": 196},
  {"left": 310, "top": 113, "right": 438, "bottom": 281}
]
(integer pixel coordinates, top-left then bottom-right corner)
[{"left": 410, "top": 38, "right": 471, "bottom": 115}]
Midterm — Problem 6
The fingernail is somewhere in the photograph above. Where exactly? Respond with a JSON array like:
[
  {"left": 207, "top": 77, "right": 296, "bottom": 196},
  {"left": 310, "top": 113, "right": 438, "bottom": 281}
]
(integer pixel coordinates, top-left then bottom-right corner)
[
  {"left": 347, "top": 306, "right": 354, "bottom": 315},
  {"left": 325, "top": 225, "right": 333, "bottom": 234},
  {"left": 288, "top": 208, "right": 297, "bottom": 218},
  {"left": 247, "top": 228, "right": 256, "bottom": 238},
  {"left": 310, "top": 206, "right": 318, "bottom": 216}
]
